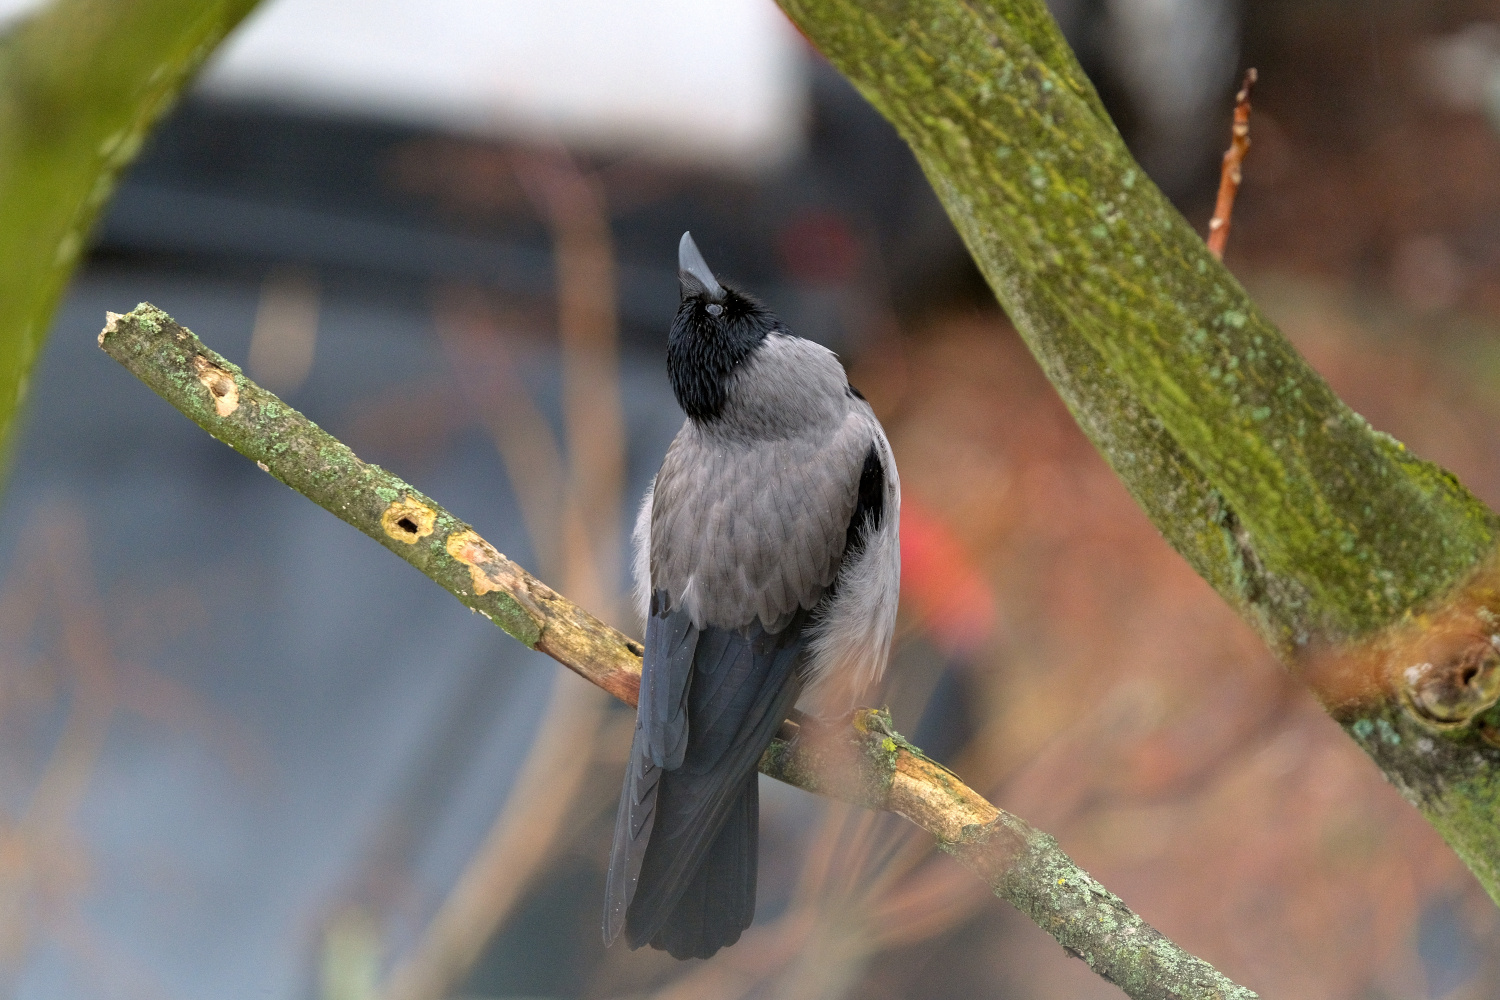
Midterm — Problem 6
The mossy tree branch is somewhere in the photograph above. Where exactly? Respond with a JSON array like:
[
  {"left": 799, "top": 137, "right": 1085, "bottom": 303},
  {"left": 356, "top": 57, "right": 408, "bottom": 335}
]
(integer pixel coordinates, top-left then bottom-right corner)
[
  {"left": 101, "top": 303, "right": 1259, "bottom": 1000},
  {"left": 774, "top": 0, "right": 1500, "bottom": 903},
  {"left": 0, "top": 0, "right": 262, "bottom": 472}
]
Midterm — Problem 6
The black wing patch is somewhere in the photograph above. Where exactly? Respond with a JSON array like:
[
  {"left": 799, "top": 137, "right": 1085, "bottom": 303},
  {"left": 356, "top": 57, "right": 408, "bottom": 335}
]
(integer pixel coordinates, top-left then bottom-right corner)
[{"left": 842, "top": 443, "right": 885, "bottom": 560}]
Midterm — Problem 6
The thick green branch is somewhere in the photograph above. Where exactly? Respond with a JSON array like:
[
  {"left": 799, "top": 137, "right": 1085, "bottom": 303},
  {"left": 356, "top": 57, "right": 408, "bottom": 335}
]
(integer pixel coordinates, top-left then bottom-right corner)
[
  {"left": 0, "top": 0, "right": 261, "bottom": 471},
  {"left": 777, "top": 0, "right": 1500, "bottom": 906},
  {"left": 101, "top": 303, "right": 1258, "bottom": 1000},
  {"left": 776, "top": 0, "right": 1495, "bottom": 653}
]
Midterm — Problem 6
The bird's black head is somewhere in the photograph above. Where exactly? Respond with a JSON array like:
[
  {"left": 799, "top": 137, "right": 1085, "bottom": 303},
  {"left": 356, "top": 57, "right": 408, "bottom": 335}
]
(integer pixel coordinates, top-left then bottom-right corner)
[{"left": 668, "top": 232, "right": 781, "bottom": 423}]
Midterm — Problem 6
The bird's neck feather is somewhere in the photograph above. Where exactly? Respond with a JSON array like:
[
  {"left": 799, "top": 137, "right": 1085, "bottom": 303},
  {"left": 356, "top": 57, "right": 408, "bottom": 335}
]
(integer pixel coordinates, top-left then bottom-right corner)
[{"left": 667, "top": 291, "right": 776, "bottom": 422}]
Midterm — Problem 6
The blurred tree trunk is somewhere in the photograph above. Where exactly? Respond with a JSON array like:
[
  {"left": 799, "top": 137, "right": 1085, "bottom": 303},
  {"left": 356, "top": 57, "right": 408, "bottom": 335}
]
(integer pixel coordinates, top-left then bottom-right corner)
[
  {"left": 777, "top": 0, "right": 1500, "bottom": 903},
  {"left": 0, "top": 0, "right": 262, "bottom": 471}
]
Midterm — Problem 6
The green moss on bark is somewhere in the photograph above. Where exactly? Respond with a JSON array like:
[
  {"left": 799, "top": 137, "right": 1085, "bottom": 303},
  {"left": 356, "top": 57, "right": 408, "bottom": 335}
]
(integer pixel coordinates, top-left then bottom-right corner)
[
  {"left": 777, "top": 0, "right": 1496, "bottom": 655},
  {"left": 776, "top": 0, "right": 1500, "bottom": 907},
  {"left": 949, "top": 816, "right": 1259, "bottom": 999}
]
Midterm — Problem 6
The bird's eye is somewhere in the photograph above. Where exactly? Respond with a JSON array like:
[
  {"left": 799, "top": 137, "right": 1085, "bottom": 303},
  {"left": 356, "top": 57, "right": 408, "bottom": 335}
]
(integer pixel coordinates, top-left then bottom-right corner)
[{"left": 706, "top": 303, "right": 723, "bottom": 316}]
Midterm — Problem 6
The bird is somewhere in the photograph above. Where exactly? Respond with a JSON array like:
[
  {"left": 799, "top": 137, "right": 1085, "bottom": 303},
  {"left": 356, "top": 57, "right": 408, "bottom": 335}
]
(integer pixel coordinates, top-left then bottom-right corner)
[{"left": 603, "top": 232, "right": 901, "bottom": 960}]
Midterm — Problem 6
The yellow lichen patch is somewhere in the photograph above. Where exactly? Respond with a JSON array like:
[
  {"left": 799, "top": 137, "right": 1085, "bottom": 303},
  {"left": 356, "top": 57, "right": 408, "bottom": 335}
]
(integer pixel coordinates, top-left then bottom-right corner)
[
  {"left": 889, "top": 752, "right": 998, "bottom": 841},
  {"left": 191, "top": 355, "right": 239, "bottom": 417},
  {"left": 381, "top": 498, "right": 436, "bottom": 544},
  {"left": 446, "top": 529, "right": 530, "bottom": 600}
]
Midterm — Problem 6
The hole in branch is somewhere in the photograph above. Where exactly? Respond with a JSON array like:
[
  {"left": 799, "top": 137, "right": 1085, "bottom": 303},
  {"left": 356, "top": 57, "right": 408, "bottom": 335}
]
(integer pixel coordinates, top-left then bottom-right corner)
[
  {"left": 381, "top": 497, "right": 436, "bottom": 545},
  {"left": 1404, "top": 644, "right": 1500, "bottom": 727},
  {"left": 191, "top": 356, "right": 240, "bottom": 416}
]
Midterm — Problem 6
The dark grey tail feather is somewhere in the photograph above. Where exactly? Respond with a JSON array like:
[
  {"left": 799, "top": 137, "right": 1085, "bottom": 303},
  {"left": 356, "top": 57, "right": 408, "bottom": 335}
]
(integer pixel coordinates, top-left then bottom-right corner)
[
  {"left": 604, "top": 598, "right": 700, "bottom": 945},
  {"left": 647, "top": 772, "right": 758, "bottom": 959},
  {"left": 605, "top": 602, "right": 808, "bottom": 958},
  {"left": 623, "top": 622, "right": 804, "bottom": 951}
]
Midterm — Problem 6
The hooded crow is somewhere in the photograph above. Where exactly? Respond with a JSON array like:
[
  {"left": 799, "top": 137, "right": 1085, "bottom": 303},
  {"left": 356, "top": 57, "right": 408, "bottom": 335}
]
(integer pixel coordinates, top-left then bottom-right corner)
[{"left": 603, "top": 232, "right": 901, "bottom": 959}]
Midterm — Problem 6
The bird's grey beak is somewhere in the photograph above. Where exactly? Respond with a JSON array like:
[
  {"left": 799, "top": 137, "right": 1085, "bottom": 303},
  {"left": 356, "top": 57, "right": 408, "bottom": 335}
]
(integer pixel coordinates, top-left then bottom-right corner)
[{"left": 678, "top": 231, "right": 725, "bottom": 302}]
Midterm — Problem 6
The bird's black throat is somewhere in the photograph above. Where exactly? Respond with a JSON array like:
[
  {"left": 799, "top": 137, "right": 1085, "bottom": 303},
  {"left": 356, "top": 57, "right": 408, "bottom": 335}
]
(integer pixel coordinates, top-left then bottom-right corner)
[{"left": 667, "top": 286, "right": 779, "bottom": 422}]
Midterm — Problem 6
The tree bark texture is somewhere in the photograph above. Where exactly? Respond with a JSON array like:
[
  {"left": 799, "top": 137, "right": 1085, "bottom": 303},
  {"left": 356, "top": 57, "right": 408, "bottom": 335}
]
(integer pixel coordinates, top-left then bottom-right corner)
[
  {"left": 775, "top": 0, "right": 1500, "bottom": 903},
  {"left": 101, "top": 303, "right": 1260, "bottom": 1000}
]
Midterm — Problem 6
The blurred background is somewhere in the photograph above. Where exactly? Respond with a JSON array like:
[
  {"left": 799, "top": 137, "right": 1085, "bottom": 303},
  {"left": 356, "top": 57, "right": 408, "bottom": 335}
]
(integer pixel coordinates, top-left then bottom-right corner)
[{"left": 2, "top": 0, "right": 1500, "bottom": 998}]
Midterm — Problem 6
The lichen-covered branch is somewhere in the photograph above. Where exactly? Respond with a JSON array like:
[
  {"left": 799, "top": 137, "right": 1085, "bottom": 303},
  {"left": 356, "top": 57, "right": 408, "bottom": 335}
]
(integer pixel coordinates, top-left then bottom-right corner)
[
  {"left": 775, "top": 0, "right": 1500, "bottom": 905},
  {"left": 0, "top": 0, "right": 262, "bottom": 471},
  {"left": 775, "top": 0, "right": 1495, "bottom": 652},
  {"left": 101, "top": 303, "right": 1258, "bottom": 1000}
]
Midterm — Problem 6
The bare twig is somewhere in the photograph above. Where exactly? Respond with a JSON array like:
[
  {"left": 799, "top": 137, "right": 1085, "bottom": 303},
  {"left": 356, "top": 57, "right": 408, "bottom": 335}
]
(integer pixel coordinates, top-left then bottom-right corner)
[
  {"left": 100, "top": 304, "right": 1259, "bottom": 1000},
  {"left": 512, "top": 150, "right": 627, "bottom": 617},
  {"left": 382, "top": 674, "right": 606, "bottom": 1000},
  {"left": 1207, "top": 68, "right": 1258, "bottom": 260},
  {"left": 432, "top": 289, "right": 569, "bottom": 576},
  {"left": 385, "top": 151, "right": 628, "bottom": 1000}
]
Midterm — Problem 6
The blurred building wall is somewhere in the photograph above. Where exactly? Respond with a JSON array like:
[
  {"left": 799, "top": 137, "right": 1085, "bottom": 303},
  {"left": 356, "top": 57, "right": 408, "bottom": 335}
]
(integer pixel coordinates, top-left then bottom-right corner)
[{"left": 198, "top": 0, "right": 809, "bottom": 172}]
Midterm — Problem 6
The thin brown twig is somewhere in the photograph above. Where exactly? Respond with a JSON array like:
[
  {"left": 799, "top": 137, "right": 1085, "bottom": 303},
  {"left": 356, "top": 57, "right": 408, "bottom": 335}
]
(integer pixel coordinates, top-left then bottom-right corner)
[
  {"left": 99, "top": 304, "right": 1261, "bottom": 1000},
  {"left": 1207, "top": 68, "right": 1258, "bottom": 260},
  {"left": 381, "top": 674, "right": 606, "bottom": 1000},
  {"left": 512, "top": 149, "right": 627, "bottom": 617},
  {"left": 432, "top": 290, "right": 569, "bottom": 585},
  {"left": 385, "top": 151, "right": 626, "bottom": 1000}
]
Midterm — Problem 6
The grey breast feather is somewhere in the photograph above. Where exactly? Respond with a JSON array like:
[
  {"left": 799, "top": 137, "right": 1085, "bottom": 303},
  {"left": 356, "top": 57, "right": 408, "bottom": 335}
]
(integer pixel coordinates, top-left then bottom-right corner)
[{"left": 648, "top": 409, "right": 873, "bottom": 633}]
